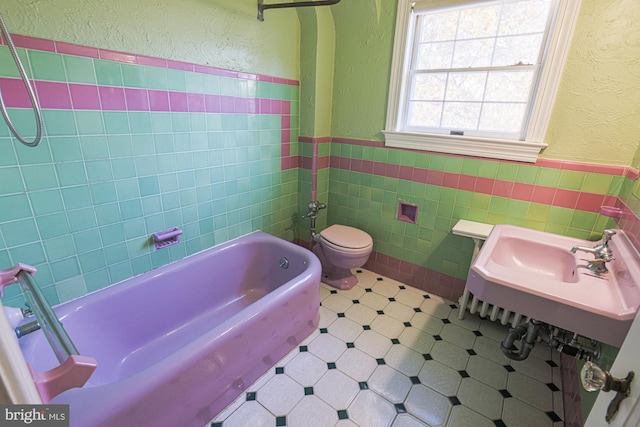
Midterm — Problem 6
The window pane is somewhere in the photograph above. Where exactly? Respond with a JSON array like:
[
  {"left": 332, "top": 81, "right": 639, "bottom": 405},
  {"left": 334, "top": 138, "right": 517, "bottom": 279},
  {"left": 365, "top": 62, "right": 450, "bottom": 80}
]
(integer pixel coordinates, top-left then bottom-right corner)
[
  {"left": 408, "top": 101, "right": 442, "bottom": 127},
  {"left": 420, "top": 11, "right": 459, "bottom": 42},
  {"left": 400, "top": 0, "right": 562, "bottom": 142},
  {"left": 500, "top": 0, "right": 551, "bottom": 35},
  {"left": 416, "top": 41, "right": 454, "bottom": 69},
  {"left": 493, "top": 34, "right": 544, "bottom": 66},
  {"left": 442, "top": 102, "right": 481, "bottom": 130},
  {"left": 452, "top": 38, "right": 495, "bottom": 68},
  {"left": 485, "top": 70, "right": 534, "bottom": 102},
  {"left": 479, "top": 102, "right": 526, "bottom": 133},
  {"left": 412, "top": 73, "right": 447, "bottom": 100},
  {"left": 458, "top": 4, "right": 501, "bottom": 39},
  {"left": 445, "top": 72, "right": 486, "bottom": 102}
]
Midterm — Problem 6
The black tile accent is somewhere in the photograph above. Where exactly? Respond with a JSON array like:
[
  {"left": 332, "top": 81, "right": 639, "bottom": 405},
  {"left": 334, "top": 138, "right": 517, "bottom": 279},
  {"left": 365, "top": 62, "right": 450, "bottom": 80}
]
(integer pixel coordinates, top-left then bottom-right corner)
[
  {"left": 410, "top": 376, "right": 421, "bottom": 385},
  {"left": 466, "top": 349, "right": 477, "bottom": 356},
  {"left": 413, "top": 307, "right": 422, "bottom": 313},
  {"left": 547, "top": 382, "right": 560, "bottom": 392},
  {"left": 337, "top": 313, "right": 345, "bottom": 318},
  {"left": 330, "top": 290, "right": 337, "bottom": 294},
  {"left": 337, "top": 410, "right": 349, "bottom": 420},
  {"left": 299, "top": 345, "right": 308, "bottom": 352},
  {"left": 399, "top": 285, "right": 406, "bottom": 290},
  {"left": 346, "top": 342, "right": 355, "bottom": 349},
  {"left": 546, "top": 412, "right": 562, "bottom": 422},
  {"left": 473, "top": 330, "right": 483, "bottom": 336},
  {"left": 423, "top": 294, "right": 431, "bottom": 299},
  {"left": 403, "top": 322, "right": 412, "bottom": 327},
  {"left": 394, "top": 403, "right": 407, "bottom": 413},
  {"left": 377, "top": 310, "right": 384, "bottom": 315},
  {"left": 352, "top": 300, "right": 360, "bottom": 304},
  {"left": 448, "top": 396, "right": 461, "bottom": 406},
  {"left": 442, "top": 318, "right": 451, "bottom": 324},
  {"left": 304, "top": 386, "right": 314, "bottom": 395},
  {"left": 365, "top": 288, "right": 373, "bottom": 292},
  {"left": 275, "top": 367, "right": 284, "bottom": 374},
  {"left": 319, "top": 328, "right": 328, "bottom": 334},
  {"left": 458, "top": 370, "right": 470, "bottom": 378},
  {"left": 327, "top": 362, "right": 337, "bottom": 369},
  {"left": 363, "top": 325, "right": 371, "bottom": 330},
  {"left": 377, "top": 277, "right": 383, "bottom": 281},
  {"left": 499, "top": 389, "right": 512, "bottom": 398},
  {"left": 389, "top": 297, "right": 396, "bottom": 302},
  {"left": 449, "top": 304, "right": 457, "bottom": 309},
  {"left": 210, "top": 423, "right": 222, "bottom": 427},
  {"left": 391, "top": 338, "right": 400, "bottom": 345},
  {"left": 356, "top": 269, "right": 363, "bottom": 273},
  {"left": 434, "top": 335, "right": 442, "bottom": 341},
  {"left": 376, "top": 358, "right": 386, "bottom": 365},
  {"left": 276, "top": 416, "right": 286, "bottom": 427},
  {"left": 504, "top": 365, "right": 515, "bottom": 372},
  {"left": 546, "top": 360, "right": 559, "bottom": 368},
  {"left": 493, "top": 420, "right": 507, "bottom": 427},
  {"left": 246, "top": 392, "right": 257, "bottom": 401},
  {"left": 359, "top": 381, "right": 369, "bottom": 390},
  {"left": 423, "top": 353, "right": 432, "bottom": 361}
]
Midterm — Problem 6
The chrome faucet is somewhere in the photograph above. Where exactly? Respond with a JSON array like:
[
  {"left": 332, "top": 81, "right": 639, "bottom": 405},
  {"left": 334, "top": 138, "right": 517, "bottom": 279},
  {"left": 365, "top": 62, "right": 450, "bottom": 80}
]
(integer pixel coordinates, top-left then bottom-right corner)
[
  {"left": 303, "top": 201, "right": 326, "bottom": 241},
  {"left": 303, "top": 201, "right": 326, "bottom": 219},
  {"left": 570, "top": 229, "right": 616, "bottom": 273}
]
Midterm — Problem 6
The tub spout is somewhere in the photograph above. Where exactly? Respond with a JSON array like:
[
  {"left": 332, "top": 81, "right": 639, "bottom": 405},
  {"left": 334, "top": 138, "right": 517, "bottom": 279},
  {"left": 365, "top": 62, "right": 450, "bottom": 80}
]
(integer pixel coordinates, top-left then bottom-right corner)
[{"left": 15, "top": 319, "right": 40, "bottom": 338}]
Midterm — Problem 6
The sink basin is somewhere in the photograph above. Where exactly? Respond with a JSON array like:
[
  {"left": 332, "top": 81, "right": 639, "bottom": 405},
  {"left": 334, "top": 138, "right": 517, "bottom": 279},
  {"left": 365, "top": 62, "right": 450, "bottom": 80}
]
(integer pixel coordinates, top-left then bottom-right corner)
[{"left": 467, "top": 225, "right": 640, "bottom": 346}]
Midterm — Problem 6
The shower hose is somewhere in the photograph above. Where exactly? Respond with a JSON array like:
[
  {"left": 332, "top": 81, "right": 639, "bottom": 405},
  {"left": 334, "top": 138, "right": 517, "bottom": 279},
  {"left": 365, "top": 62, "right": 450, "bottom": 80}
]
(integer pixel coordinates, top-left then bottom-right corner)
[{"left": 0, "top": 12, "right": 42, "bottom": 147}]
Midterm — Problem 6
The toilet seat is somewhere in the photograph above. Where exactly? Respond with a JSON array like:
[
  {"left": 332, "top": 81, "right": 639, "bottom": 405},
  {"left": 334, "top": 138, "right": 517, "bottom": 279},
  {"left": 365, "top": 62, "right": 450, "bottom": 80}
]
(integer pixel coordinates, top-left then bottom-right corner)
[{"left": 320, "top": 225, "right": 373, "bottom": 253}]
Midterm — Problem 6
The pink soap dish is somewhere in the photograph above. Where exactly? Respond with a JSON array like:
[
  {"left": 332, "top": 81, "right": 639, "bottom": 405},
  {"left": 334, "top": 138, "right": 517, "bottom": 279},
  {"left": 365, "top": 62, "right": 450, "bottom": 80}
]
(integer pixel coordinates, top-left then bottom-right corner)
[
  {"left": 600, "top": 206, "right": 623, "bottom": 218},
  {"left": 153, "top": 227, "right": 183, "bottom": 250}
]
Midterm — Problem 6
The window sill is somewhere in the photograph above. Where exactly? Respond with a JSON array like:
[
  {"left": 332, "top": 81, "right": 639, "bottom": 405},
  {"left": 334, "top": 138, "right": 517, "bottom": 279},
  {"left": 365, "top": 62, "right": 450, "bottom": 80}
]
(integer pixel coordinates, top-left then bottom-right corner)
[{"left": 382, "top": 130, "right": 547, "bottom": 163}]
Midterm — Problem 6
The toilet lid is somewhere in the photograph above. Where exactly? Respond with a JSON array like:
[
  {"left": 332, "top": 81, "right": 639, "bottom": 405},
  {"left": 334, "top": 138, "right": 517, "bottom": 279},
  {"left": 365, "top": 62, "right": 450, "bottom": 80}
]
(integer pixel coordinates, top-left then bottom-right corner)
[{"left": 320, "top": 225, "right": 372, "bottom": 249}]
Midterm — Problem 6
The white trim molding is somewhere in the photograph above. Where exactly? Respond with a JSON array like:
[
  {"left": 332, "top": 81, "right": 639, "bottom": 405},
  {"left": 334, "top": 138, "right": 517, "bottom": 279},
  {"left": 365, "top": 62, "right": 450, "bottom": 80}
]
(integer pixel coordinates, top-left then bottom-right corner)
[
  {"left": 383, "top": 130, "right": 548, "bottom": 163},
  {"left": 384, "top": 0, "right": 581, "bottom": 163}
]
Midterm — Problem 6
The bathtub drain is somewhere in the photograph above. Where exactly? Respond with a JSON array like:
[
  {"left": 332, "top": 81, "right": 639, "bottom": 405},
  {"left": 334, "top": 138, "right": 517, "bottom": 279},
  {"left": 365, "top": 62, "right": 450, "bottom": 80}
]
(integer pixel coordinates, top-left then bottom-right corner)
[{"left": 279, "top": 257, "right": 289, "bottom": 269}]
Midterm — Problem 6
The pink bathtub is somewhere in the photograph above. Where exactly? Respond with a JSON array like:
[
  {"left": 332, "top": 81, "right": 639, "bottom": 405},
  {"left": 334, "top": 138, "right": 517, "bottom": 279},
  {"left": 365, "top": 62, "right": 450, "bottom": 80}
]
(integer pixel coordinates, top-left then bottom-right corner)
[{"left": 18, "top": 231, "right": 321, "bottom": 426}]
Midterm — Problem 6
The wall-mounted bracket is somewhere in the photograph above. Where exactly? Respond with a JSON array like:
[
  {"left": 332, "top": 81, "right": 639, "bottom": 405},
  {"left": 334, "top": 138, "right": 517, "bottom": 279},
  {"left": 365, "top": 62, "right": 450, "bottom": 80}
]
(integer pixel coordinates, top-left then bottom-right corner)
[{"left": 257, "top": 0, "right": 341, "bottom": 21}]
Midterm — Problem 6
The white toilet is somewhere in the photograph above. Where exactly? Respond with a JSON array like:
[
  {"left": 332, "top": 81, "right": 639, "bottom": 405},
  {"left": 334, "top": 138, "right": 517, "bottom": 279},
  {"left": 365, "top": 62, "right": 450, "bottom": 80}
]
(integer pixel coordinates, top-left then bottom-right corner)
[{"left": 312, "top": 224, "right": 373, "bottom": 290}]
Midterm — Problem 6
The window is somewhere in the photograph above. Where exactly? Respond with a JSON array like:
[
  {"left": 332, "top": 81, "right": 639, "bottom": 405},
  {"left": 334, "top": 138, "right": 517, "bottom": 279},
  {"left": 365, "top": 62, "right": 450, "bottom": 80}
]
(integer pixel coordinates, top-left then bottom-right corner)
[{"left": 383, "top": 0, "right": 581, "bottom": 162}]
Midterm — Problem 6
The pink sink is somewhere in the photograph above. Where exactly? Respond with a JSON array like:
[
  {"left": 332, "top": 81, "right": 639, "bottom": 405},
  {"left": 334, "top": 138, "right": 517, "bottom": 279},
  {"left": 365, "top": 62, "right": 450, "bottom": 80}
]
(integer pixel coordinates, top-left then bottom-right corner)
[{"left": 467, "top": 225, "right": 640, "bottom": 347}]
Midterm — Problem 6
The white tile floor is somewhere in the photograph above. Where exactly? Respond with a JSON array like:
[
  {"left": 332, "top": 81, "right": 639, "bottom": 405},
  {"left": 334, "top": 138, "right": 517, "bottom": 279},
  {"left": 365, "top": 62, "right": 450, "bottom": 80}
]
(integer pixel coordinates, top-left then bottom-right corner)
[{"left": 208, "top": 269, "right": 565, "bottom": 427}]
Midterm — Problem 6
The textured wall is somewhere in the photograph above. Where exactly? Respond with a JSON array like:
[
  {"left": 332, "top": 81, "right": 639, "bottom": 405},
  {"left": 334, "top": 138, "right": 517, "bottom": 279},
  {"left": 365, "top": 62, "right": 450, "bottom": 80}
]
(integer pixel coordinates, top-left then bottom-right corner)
[
  {"left": 1, "top": 0, "right": 300, "bottom": 80},
  {"left": 544, "top": 0, "right": 640, "bottom": 165},
  {"left": 330, "top": 0, "right": 396, "bottom": 142}
]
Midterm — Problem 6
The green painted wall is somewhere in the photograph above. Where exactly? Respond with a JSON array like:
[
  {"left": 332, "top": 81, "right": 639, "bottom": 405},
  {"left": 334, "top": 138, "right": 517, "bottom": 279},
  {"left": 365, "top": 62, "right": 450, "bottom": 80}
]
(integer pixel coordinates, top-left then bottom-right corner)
[
  {"left": 297, "top": 8, "right": 335, "bottom": 138},
  {"left": 330, "top": 0, "right": 396, "bottom": 143},
  {"left": 2, "top": 0, "right": 300, "bottom": 80},
  {"left": 328, "top": 0, "right": 640, "bottom": 167}
]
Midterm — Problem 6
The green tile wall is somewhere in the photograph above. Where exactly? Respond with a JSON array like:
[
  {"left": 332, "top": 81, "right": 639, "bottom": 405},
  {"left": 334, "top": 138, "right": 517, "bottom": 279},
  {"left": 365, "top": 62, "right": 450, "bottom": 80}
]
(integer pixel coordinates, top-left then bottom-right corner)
[
  {"left": 323, "top": 143, "right": 620, "bottom": 283},
  {"left": 0, "top": 45, "right": 300, "bottom": 308}
]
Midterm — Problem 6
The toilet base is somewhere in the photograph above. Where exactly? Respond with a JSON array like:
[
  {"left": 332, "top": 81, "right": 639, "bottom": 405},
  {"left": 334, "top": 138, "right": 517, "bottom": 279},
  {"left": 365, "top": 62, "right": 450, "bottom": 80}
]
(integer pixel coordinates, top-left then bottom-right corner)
[{"left": 321, "top": 269, "right": 359, "bottom": 290}]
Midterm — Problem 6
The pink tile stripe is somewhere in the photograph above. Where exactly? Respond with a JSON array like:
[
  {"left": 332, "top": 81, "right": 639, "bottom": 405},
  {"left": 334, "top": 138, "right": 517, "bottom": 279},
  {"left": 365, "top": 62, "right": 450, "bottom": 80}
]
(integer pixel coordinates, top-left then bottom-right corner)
[
  {"left": 327, "top": 154, "right": 609, "bottom": 213},
  {"left": 329, "top": 137, "right": 630, "bottom": 177},
  {"left": 0, "top": 34, "right": 299, "bottom": 87},
  {"left": 299, "top": 137, "right": 637, "bottom": 214},
  {"left": 0, "top": 77, "right": 292, "bottom": 115}
]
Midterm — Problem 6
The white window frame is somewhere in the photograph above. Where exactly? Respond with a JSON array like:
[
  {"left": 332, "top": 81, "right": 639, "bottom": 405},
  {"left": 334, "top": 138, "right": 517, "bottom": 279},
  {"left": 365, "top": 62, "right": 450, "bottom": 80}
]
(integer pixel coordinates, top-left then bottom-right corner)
[{"left": 383, "top": 0, "right": 582, "bottom": 163}]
